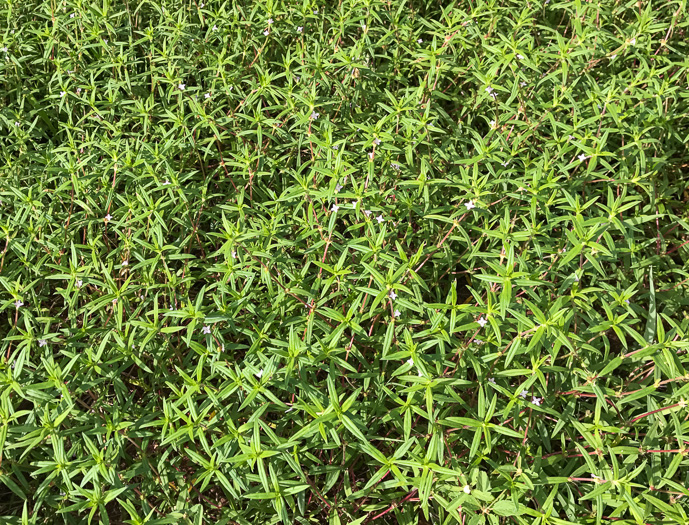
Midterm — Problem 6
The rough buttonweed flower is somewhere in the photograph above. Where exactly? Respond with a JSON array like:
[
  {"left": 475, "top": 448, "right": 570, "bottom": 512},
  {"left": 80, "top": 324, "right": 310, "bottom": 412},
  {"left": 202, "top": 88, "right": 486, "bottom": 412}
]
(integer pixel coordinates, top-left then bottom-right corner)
[
  {"left": 1, "top": 47, "right": 7, "bottom": 53},
  {"left": 122, "top": 260, "right": 128, "bottom": 266},
  {"left": 60, "top": 91, "right": 66, "bottom": 97},
  {"left": 255, "top": 369, "right": 264, "bottom": 378},
  {"left": 364, "top": 210, "right": 372, "bottom": 217},
  {"left": 263, "top": 30, "right": 269, "bottom": 36},
  {"left": 394, "top": 309, "right": 401, "bottom": 318},
  {"left": 488, "top": 377, "right": 496, "bottom": 384},
  {"left": 297, "top": 26, "right": 303, "bottom": 33},
  {"left": 231, "top": 251, "right": 237, "bottom": 258},
  {"left": 389, "top": 291, "right": 397, "bottom": 301},
  {"left": 629, "top": 37, "right": 636, "bottom": 45},
  {"left": 331, "top": 204, "right": 339, "bottom": 212},
  {"left": 267, "top": 18, "right": 273, "bottom": 25},
  {"left": 520, "top": 81, "right": 527, "bottom": 87},
  {"left": 376, "top": 214, "right": 384, "bottom": 223},
  {"left": 391, "top": 163, "right": 400, "bottom": 171},
  {"left": 517, "top": 53, "right": 524, "bottom": 59},
  {"left": 76, "top": 280, "right": 83, "bottom": 288},
  {"left": 212, "top": 25, "right": 218, "bottom": 31},
  {"left": 578, "top": 154, "right": 588, "bottom": 162},
  {"left": 205, "top": 93, "right": 210, "bottom": 99},
  {"left": 368, "top": 152, "right": 374, "bottom": 161},
  {"left": 335, "top": 183, "right": 342, "bottom": 193},
  {"left": 464, "top": 200, "right": 475, "bottom": 210},
  {"left": 477, "top": 317, "right": 488, "bottom": 327},
  {"left": 406, "top": 357, "right": 413, "bottom": 366},
  {"left": 520, "top": 390, "right": 528, "bottom": 398},
  {"left": 417, "top": 38, "right": 423, "bottom": 43},
  {"left": 162, "top": 180, "right": 170, "bottom": 185},
  {"left": 490, "top": 120, "right": 497, "bottom": 129},
  {"left": 15, "top": 300, "right": 23, "bottom": 309},
  {"left": 104, "top": 213, "right": 112, "bottom": 223},
  {"left": 178, "top": 83, "right": 185, "bottom": 91},
  {"left": 532, "top": 397, "right": 542, "bottom": 406},
  {"left": 202, "top": 325, "right": 211, "bottom": 334},
  {"left": 310, "top": 111, "right": 319, "bottom": 120},
  {"left": 463, "top": 485, "right": 471, "bottom": 494},
  {"left": 485, "top": 86, "right": 494, "bottom": 94},
  {"left": 39, "top": 339, "right": 47, "bottom": 347},
  {"left": 373, "top": 138, "right": 381, "bottom": 146}
]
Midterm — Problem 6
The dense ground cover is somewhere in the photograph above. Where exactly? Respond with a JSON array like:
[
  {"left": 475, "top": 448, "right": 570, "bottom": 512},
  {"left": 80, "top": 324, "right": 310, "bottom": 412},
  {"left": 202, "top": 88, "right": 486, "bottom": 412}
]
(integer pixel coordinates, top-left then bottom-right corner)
[{"left": 1, "top": 0, "right": 689, "bottom": 523}]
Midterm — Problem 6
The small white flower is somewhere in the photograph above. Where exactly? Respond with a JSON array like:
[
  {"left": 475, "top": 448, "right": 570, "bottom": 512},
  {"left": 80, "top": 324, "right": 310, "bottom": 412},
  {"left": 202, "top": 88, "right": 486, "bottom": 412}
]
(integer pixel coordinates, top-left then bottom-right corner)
[
  {"left": 15, "top": 300, "right": 23, "bottom": 308},
  {"left": 376, "top": 214, "right": 384, "bottom": 223},
  {"left": 629, "top": 38, "right": 636, "bottom": 45},
  {"left": 104, "top": 213, "right": 112, "bottom": 223},
  {"left": 417, "top": 38, "right": 423, "bottom": 43},
  {"left": 573, "top": 274, "right": 579, "bottom": 282},
  {"left": 578, "top": 153, "right": 588, "bottom": 162},
  {"left": 39, "top": 339, "right": 47, "bottom": 347},
  {"left": 490, "top": 120, "right": 497, "bottom": 129},
  {"left": 516, "top": 53, "right": 524, "bottom": 59},
  {"left": 335, "top": 183, "right": 343, "bottom": 193},
  {"left": 418, "top": 369, "right": 423, "bottom": 377},
  {"left": 568, "top": 135, "right": 574, "bottom": 141},
  {"left": 520, "top": 390, "right": 528, "bottom": 398},
  {"left": 267, "top": 18, "right": 273, "bottom": 25},
  {"left": 352, "top": 201, "right": 357, "bottom": 209},
  {"left": 389, "top": 291, "right": 397, "bottom": 301},
  {"left": 60, "top": 91, "right": 66, "bottom": 97},
  {"left": 1, "top": 47, "right": 7, "bottom": 53},
  {"left": 520, "top": 81, "right": 527, "bottom": 87},
  {"left": 255, "top": 369, "right": 264, "bottom": 378},
  {"left": 532, "top": 397, "right": 542, "bottom": 406},
  {"left": 162, "top": 179, "right": 170, "bottom": 185},
  {"left": 485, "top": 86, "right": 494, "bottom": 94},
  {"left": 199, "top": 2, "right": 204, "bottom": 7},
  {"left": 205, "top": 93, "right": 211, "bottom": 99},
  {"left": 373, "top": 138, "right": 381, "bottom": 146},
  {"left": 463, "top": 485, "right": 471, "bottom": 494},
  {"left": 121, "top": 260, "right": 128, "bottom": 266},
  {"left": 406, "top": 357, "right": 413, "bottom": 366},
  {"left": 501, "top": 161, "right": 510, "bottom": 167},
  {"left": 178, "top": 83, "right": 186, "bottom": 91},
  {"left": 368, "top": 151, "right": 374, "bottom": 161},
  {"left": 331, "top": 204, "right": 339, "bottom": 212},
  {"left": 394, "top": 309, "right": 401, "bottom": 318},
  {"left": 14, "top": 121, "right": 19, "bottom": 126},
  {"left": 488, "top": 377, "right": 496, "bottom": 384},
  {"left": 212, "top": 25, "right": 218, "bottom": 31},
  {"left": 562, "top": 247, "right": 567, "bottom": 253},
  {"left": 76, "top": 280, "right": 83, "bottom": 288},
  {"left": 610, "top": 54, "right": 617, "bottom": 59},
  {"left": 70, "top": 13, "right": 75, "bottom": 18},
  {"left": 464, "top": 200, "right": 476, "bottom": 210},
  {"left": 490, "top": 92, "right": 497, "bottom": 100},
  {"left": 391, "top": 163, "right": 400, "bottom": 171},
  {"left": 76, "top": 88, "right": 81, "bottom": 94},
  {"left": 364, "top": 210, "right": 372, "bottom": 217},
  {"left": 263, "top": 30, "right": 269, "bottom": 36},
  {"left": 310, "top": 111, "right": 319, "bottom": 120},
  {"left": 103, "top": 39, "right": 108, "bottom": 44},
  {"left": 231, "top": 251, "right": 237, "bottom": 258},
  {"left": 475, "top": 339, "right": 485, "bottom": 346},
  {"left": 477, "top": 317, "right": 488, "bottom": 327},
  {"left": 202, "top": 325, "right": 211, "bottom": 334},
  {"left": 297, "top": 26, "right": 303, "bottom": 33},
  {"left": 333, "top": 144, "right": 339, "bottom": 150},
  {"left": 625, "top": 299, "right": 630, "bottom": 304}
]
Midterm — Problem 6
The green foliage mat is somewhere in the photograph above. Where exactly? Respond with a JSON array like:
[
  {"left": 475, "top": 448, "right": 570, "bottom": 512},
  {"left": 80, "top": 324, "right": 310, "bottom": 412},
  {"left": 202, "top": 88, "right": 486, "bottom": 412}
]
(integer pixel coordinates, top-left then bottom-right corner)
[{"left": 1, "top": 0, "right": 689, "bottom": 523}]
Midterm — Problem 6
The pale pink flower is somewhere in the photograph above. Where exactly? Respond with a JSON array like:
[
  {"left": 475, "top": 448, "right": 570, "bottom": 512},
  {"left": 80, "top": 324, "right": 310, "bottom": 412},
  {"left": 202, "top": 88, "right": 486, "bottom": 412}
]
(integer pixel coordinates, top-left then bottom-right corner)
[
  {"left": 464, "top": 200, "right": 475, "bottom": 210},
  {"left": 532, "top": 397, "right": 542, "bottom": 406},
  {"left": 376, "top": 215, "right": 384, "bottom": 223},
  {"left": 39, "top": 339, "right": 47, "bottom": 347},
  {"left": 389, "top": 291, "right": 397, "bottom": 301},
  {"left": 331, "top": 204, "right": 339, "bottom": 212},
  {"left": 477, "top": 317, "right": 488, "bottom": 327},
  {"left": 202, "top": 325, "right": 211, "bottom": 334}
]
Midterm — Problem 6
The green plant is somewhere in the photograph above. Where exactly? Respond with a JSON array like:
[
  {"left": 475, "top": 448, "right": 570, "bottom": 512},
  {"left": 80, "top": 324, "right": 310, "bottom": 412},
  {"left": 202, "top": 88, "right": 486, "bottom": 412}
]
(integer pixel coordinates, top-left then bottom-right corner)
[{"left": 1, "top": 0, "right": 689, "bottom": 523}]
